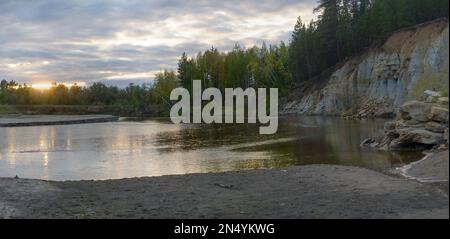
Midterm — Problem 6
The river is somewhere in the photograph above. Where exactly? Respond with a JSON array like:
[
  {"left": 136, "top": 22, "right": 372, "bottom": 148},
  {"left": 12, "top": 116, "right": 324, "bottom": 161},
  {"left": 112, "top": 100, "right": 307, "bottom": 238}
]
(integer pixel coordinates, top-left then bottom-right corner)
[{"left": 0, "top": 116, "right": 422, "bottom": 181}]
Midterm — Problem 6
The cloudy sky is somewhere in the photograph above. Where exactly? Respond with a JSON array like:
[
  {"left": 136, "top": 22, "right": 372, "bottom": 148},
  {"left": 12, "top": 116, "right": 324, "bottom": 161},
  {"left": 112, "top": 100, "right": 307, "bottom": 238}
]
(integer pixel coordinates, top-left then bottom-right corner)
[{"left": 0, "top": 0, "right": 316, "bottom": 87}]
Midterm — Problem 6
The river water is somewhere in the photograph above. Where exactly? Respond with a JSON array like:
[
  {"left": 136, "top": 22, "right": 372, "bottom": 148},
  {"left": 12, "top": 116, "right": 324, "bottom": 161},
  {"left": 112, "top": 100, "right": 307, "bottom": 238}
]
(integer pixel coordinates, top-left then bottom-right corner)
[{"left": 0, "top": 117, "right": 422, "bottom": 181}]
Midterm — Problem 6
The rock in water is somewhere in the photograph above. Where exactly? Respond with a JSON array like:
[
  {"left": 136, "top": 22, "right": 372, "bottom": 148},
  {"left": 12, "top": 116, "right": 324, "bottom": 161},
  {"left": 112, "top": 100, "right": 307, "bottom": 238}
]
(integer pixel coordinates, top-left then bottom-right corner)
[
  {"left": 363, "top": 100, "right": 449, "bottom": 151},
  {"left": 361, "top": 138, "right": 375, "bottom": 147},
  {"left": 396, "top": 128, "right": 444, "bottom": 145},
  {"left": 399, "top": 101, "right": 432, "bottom": 122}
]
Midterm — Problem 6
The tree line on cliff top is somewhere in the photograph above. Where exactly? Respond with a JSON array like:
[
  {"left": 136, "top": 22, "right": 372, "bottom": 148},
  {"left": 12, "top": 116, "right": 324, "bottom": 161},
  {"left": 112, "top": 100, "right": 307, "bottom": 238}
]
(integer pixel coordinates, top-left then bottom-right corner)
[
  {"left": 178, "top": 0, "right": 448, "bottom": 92},
  {"left": 1, "top": 0, "right": 448, "bottom": 108}
]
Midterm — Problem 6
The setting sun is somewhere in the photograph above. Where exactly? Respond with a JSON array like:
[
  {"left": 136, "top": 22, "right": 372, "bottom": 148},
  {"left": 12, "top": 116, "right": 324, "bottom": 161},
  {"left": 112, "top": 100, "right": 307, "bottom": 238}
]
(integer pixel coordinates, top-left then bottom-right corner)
[{"left": 30, "top": 83, "right": 54, "bottom": 90}]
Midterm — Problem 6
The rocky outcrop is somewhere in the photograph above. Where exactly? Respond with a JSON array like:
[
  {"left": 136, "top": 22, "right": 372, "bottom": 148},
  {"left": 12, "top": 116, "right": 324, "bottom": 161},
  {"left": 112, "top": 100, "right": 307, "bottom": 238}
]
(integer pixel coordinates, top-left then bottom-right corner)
[
  {"left": 429, "top": 106, "right": 449, "bottom": 123},
  {"left": 399, "top": 100, "right": 433, "bottom": 122},
  {"left": 283, "top": 19, "right": 449, "bottom": 118},
  {"left": 362, "top": 100, "right": 449, "bottom": 151}
]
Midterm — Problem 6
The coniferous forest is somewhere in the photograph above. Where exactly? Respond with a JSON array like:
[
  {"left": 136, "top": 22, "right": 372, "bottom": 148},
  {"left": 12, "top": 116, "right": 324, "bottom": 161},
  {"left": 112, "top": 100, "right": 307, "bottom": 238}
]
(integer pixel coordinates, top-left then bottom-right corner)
[{"left": 177, "top": 0, "right": 449, "bottom": 91}]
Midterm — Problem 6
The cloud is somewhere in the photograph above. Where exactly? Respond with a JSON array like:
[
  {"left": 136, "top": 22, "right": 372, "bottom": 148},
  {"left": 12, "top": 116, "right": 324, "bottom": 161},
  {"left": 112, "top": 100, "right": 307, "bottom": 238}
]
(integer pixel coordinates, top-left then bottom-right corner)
[{"left": 0, "top": 0, "right": 317, "bottom": 85}]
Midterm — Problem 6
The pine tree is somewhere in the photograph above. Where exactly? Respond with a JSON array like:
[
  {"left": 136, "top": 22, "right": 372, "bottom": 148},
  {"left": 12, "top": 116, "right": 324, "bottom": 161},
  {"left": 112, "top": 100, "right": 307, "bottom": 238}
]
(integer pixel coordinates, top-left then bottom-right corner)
[{"left": 315, "top": 0, "right": 341, "bottom": 66}]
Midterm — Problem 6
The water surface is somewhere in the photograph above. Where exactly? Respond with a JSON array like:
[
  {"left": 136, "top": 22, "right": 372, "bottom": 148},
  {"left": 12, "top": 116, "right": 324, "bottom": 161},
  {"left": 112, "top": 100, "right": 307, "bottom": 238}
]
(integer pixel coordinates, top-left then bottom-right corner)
[{"left": 0, "top": 117, "right": 422, "bottom": 180}]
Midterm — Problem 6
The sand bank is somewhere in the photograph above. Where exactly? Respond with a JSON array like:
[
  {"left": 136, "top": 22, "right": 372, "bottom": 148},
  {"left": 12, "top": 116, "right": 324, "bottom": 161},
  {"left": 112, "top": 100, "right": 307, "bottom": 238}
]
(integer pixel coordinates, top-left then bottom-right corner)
[
  {"left": 1, "top": 165, "right": 448, "bottom": 219},
  {"left": 0, "top": 114, "right": 118, "bottom": 127}
]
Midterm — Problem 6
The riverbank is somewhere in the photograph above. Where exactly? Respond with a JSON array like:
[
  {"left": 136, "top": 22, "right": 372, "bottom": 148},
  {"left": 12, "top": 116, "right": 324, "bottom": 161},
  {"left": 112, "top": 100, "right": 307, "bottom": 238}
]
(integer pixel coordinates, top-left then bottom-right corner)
[
  {"left": 0, "top": 105, "right": 166, "bottom": 117},
  {"left": 0, "top": 114, "right": 119, "bottom": 127},
  {"left": 1, "top": 164, "right": 448, "bottom": 219},
  {"left": 397, "top": 150, "right": 449, "bottom": 188}
]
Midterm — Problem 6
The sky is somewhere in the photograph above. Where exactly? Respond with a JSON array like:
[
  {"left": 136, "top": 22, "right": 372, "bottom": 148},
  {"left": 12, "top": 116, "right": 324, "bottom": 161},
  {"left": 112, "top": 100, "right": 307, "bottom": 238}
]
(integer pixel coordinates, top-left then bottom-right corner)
[{"left": 0, "top": 0, "right": 317, "bottom": 87}]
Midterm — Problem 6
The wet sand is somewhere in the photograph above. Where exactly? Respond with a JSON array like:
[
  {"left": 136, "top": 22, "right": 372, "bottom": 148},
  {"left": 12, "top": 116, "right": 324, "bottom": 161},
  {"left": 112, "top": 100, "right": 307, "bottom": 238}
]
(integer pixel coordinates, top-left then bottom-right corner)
[
  {"left": 1, "top": 164, "right": 448, "bottom": 219},
  {"left": 397, "top": 150, "right": 449, "bottom": 190}
]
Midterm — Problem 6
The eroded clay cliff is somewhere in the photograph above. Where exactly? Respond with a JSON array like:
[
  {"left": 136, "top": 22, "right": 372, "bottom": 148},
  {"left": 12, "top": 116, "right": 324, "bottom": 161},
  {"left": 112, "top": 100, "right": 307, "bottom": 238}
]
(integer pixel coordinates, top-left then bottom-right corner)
[{"left": 283, "top": 19, "right": 449, "bottom": 118}]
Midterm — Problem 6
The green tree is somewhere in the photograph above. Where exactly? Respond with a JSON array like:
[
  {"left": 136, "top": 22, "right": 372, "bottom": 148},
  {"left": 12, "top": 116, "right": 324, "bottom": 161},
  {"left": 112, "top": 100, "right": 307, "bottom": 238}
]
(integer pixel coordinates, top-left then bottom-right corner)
[
  {"left": 151, "top": 70, "right": 178, "bottom": 107},
  {"left": 315, "top": 0, "right": 341, "bottom": 65}
]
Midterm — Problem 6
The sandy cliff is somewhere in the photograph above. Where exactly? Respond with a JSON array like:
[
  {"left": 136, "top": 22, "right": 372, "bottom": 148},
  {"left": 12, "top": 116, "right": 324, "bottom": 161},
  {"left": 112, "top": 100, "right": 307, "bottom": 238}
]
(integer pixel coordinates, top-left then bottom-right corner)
[{"left": 283, "top": 19, "right": 449, "bottom": 118}]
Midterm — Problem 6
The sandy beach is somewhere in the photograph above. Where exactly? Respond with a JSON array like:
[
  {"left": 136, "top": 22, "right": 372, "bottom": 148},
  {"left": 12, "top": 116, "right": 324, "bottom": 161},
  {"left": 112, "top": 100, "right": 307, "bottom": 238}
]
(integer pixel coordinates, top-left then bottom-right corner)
[
  {"left": 398, "top": 150, "right": 449, "bottom": 186},
  {"left": 1, "top": 159, "right": 448, "bottom": 219}
]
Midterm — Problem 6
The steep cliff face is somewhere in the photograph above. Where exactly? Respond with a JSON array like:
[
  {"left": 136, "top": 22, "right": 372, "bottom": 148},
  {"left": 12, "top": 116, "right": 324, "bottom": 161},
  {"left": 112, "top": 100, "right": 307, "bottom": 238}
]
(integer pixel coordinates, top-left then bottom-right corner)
[{"left": 283, "top": 19, "right": 449, "bottom": 117}]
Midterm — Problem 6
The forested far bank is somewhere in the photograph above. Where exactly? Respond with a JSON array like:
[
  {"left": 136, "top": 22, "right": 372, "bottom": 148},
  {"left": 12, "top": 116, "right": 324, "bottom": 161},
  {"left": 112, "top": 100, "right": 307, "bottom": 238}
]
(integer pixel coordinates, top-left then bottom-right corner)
[{"left": 0, "top": 71, "right": 177, "bottom": 110}]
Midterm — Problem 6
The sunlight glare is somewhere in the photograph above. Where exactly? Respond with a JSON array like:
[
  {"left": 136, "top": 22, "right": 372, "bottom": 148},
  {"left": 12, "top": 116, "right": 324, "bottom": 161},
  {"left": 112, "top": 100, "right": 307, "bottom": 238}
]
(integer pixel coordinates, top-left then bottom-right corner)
[
  {"left": 31, "top": 83, "right": 54, "bottom": 90},
  {"left": 30, "top": 82, "right": 86, "bottom": 90}
]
